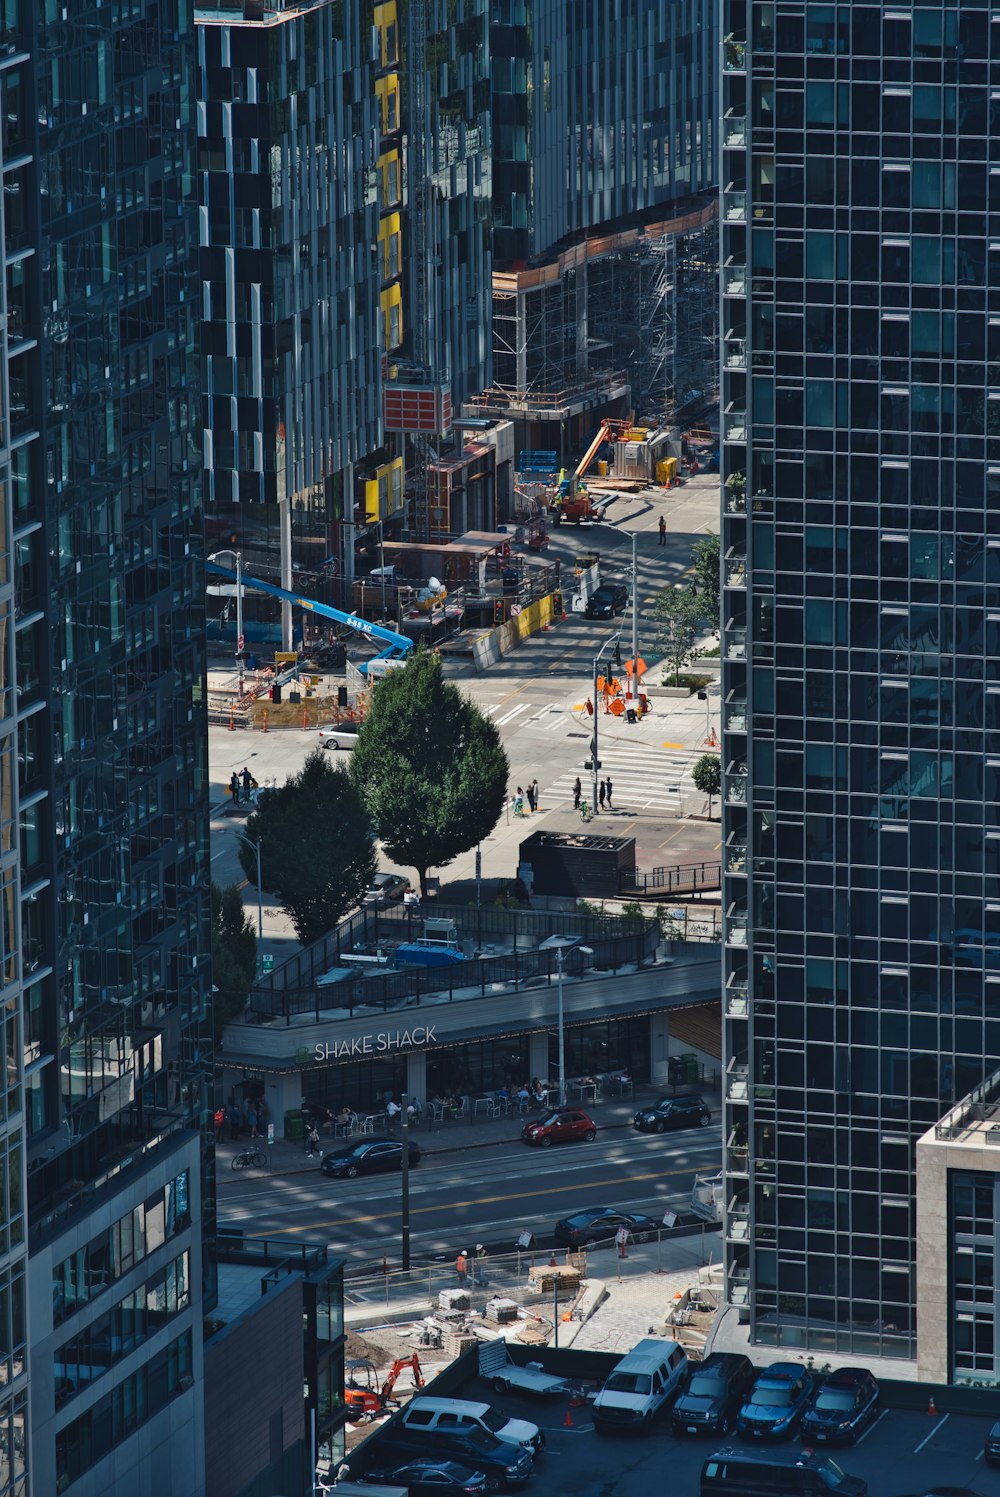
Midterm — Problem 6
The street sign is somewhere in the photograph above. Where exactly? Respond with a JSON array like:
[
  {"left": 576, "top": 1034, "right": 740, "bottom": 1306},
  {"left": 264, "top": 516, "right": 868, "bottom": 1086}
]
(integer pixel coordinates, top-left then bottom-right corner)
[
  {"left": 510, "top": 603, "right": 522, "bottom": 616},
  {"left": 516, "top": 1230, "right": 534, "bottom": 1249},
  {"left": 262, "top": 954, "right": 274, "bottom": 975},
  {"left": 237, "top": 633, "right": 245, "bottom": 653},
  {"left": 267, "top": 1123, "right": 275, "bottom": 1145},
  {"left": 584, "top": 759, "right": 602, "bottom": 770},
  {"left": 662, "top": 1210, "right": 678, "bottom": 1229}
]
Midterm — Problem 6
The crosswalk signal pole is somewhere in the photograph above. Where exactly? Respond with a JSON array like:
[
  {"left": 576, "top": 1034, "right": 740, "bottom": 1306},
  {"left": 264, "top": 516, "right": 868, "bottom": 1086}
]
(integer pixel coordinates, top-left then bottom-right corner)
[{"left": 591, "top": 654, "right": 599, "bottom": 815}]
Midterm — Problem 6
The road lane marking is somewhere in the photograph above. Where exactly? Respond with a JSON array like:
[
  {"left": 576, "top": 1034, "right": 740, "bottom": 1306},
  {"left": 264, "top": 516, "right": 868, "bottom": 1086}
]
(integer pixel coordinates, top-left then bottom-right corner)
[
  {"left": 854, "top": 1408, "right": 889, "bottom": 1446},
  {"left": 256, "top": 1161, "right": 718, "bottom": 1237},
  {"left": 913, "top": 1412, "right": 949, "bottom": 1454}
]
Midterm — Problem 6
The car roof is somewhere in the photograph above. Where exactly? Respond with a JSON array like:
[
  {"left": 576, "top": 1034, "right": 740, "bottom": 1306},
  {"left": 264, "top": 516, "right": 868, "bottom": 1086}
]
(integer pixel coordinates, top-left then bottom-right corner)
[
  {"left": 697, "top": 1353, "right": 754, "bottom": 1375},
  {"left": 755, "top": 1362, "right": 806, "bottom": 1383},
  {"left": 707, "top": 1447, "right": 840, "bottom": 1471},
  {"left": 823, "top": 1367, "right": 871, "bottom": 1386},
  {"left": 612, "top": 1337, "right": 684, "bottom": 1370},
  {"left": 408, "top": 1397, "right": 492, "bottom": 1417}
]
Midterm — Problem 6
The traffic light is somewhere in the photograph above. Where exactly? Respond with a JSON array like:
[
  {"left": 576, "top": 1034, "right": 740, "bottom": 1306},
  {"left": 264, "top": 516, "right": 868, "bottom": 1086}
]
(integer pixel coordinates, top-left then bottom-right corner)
[
  {"left": 552, "top": 591, "right": 563, "bottom": 617},
  {"left": 493, "top": 600, "right": 505, "bottom": 625}
]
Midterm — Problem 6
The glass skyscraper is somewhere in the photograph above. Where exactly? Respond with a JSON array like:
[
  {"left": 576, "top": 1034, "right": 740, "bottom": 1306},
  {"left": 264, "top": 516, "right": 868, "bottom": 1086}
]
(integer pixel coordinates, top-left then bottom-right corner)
[
  {"left": 0, "top": 0, "right": 214, "bottom": 1488},
  {"left": 721, "top": 0, "right": 998, "bottom": 1359}
]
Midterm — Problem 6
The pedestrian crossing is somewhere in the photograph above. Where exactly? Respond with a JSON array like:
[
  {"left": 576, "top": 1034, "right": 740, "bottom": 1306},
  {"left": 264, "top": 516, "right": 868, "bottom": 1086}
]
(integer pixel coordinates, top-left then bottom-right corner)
[
  {"left": 543, "top": 741, "right": 706, "bottom": 816},
  {"left": 480, "top": 701, "right": 569, "bottom": 732}
]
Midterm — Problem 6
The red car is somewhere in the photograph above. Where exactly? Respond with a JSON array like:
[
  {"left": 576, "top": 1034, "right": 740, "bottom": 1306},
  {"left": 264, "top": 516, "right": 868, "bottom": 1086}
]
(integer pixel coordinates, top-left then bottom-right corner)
[{"left": 521, "top": 1108, "right": 598, "bottom": 1148}]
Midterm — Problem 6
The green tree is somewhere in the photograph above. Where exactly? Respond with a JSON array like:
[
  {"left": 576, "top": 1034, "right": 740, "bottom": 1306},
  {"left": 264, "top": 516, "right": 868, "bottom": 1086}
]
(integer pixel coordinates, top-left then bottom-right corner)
[
  {"left": 653, "top": 586, "right": 705, "bottom": 685},
  {"left": 238, "top": 749, "right": 377, "bottom": 944},
  {"left": 211, "top": 883, "right": 257, "bottom": 1042},
  {"left": 691, "top": 532, "right": 721, "bottom": 632},
  {"left": 350, "top": 651, "right": 509, "bottom": 895},
  {"left": 691, "top": 753, "right": 722, "bottom": 817}
]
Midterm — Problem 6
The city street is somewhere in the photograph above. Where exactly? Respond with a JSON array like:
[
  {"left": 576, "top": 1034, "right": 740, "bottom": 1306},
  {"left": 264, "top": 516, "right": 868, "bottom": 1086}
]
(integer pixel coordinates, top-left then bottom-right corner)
[
  {"left": 208, "top": 477, "right": 723, "bottom": 963},
  {"left": 216, "top": 1114, "right": 723, "bottom": 1265}
]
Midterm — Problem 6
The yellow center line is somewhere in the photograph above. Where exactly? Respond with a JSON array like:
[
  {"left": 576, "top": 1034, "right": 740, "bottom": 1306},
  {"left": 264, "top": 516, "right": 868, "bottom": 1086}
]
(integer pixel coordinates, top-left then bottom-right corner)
[{"left": 260, "top": 1161, "right": 718, "bottom": 1238}]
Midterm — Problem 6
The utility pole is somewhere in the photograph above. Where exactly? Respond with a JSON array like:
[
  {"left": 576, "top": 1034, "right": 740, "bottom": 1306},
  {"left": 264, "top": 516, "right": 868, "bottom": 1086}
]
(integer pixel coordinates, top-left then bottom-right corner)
[
  {"left": 591, "top": 654, "right": 600, "bottom": 815},
  {"left": 401, "top": 1090, "right": 412, "bottom": 1270},
  {"left": 630, "top": 529, "right": 638, "bottom": 701}
]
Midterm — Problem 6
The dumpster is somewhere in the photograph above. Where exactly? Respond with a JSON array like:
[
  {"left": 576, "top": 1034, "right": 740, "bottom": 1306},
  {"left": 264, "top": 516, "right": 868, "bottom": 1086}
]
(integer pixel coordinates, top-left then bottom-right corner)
[
  {"left": 681, "top": 1052, "right": 699, "bottom": 1083},
  {"left": 284, "top": 1108, "right": 305, "bottom": 1142}
]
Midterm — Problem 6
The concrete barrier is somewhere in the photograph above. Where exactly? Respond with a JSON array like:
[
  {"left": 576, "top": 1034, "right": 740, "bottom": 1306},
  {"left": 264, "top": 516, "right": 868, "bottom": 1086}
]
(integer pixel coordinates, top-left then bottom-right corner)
[{"left": 473, "top": 594, "right": 558, "bottom": 672}]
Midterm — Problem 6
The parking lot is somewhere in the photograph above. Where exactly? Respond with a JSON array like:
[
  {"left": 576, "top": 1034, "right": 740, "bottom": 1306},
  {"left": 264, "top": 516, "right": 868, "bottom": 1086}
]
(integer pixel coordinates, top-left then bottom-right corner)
[{"left": 356, "top": 1377, "right": 1000, "bottom": 1496}]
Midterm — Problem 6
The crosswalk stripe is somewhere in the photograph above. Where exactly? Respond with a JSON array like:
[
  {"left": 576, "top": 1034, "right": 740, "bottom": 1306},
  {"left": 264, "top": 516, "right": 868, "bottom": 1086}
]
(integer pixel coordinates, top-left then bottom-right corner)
[{"left": 494, "top": 703, "right": 529, "bottom": 726}]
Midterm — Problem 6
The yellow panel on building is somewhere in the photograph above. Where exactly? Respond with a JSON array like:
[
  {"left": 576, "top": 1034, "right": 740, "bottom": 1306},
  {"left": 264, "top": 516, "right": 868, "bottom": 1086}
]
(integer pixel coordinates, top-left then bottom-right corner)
[
  {"left": 364, "top": 457, "right": 404, "bottom": 524},
  {"left": 374, "top": 1, "right": 398, "bottom": 67}
]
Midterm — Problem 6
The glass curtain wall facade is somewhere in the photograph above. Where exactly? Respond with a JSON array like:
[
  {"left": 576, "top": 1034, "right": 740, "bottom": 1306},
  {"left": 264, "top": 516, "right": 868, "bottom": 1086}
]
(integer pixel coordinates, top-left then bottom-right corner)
[
  {"left": 491, "top": 0, "right": 717, "bottom": 266},
  {"left": 721, "top": 0, "right": 998, "bottom": 1357},
  {"left": 0, "top": 37, "right": 28, "bottom": 1496},
  {"left": 198, "top": 0, "right": 383, "bottom": 626},
  {"left": 0, "top": 0, "right": 215, "bottom": 1482}
]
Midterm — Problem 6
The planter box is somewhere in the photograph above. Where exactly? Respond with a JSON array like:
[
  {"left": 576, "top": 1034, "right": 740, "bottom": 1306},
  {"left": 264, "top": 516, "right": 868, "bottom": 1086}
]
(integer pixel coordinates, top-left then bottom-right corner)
[{"left": 660, "top": 685, "right": 694, "bottom": 698}]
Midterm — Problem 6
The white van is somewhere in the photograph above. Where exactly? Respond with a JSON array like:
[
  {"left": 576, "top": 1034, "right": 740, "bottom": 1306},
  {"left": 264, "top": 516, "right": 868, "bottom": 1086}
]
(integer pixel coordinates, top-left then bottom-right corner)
[
  {"left": 593, "top": 1336, "right": 689, "bottom": 1431},
  {"left": 399, "top": 1396, "right": 543, "bottom": 1453}
]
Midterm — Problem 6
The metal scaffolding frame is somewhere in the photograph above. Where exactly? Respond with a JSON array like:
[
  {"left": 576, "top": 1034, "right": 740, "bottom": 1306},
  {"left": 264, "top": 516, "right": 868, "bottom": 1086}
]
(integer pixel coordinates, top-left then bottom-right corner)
[{"left": 478, "top": 195, "right": 719, "bottom": 432}]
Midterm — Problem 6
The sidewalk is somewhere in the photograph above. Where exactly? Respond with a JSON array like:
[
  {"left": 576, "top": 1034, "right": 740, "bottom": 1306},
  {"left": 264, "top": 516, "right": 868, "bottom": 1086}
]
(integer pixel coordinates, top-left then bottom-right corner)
[{"left": 215, "top": 1078, "right": 722, "bottom": 1182}]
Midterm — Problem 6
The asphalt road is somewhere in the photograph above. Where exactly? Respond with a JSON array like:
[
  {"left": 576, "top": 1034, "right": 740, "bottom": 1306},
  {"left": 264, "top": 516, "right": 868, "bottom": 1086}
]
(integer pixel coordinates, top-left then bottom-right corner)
[{"left": 217, "top": 1124, "right": 723, "bottom": 1264}]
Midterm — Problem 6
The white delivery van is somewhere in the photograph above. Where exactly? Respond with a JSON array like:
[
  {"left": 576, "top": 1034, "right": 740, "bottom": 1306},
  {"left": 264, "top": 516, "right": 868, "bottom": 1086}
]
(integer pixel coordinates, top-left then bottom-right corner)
[{"left": 593, "top": 1336, "right": 689, "bottom": 1431}]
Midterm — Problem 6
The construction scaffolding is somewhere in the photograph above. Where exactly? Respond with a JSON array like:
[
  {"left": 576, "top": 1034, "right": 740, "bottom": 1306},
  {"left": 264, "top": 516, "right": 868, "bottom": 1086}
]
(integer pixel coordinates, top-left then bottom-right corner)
[{"left": 469, "top": 194, "right": 719, "bottom": 448}]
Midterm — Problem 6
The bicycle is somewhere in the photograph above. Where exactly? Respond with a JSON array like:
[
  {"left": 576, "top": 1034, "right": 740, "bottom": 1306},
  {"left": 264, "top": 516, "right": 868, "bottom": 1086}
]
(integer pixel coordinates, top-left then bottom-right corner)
[
  {"left": 579, "top": 800, "right": 592, "bottom": 822},
  {"left": 231, "top": 1146, "right": 269, "bottom": 1171}
]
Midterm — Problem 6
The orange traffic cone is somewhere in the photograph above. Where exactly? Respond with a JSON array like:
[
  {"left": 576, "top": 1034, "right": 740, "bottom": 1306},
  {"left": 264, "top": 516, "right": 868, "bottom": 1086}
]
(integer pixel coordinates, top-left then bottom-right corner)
[
  {"left": 564, "top": 1409, "right": 573, "bottom": 1429},
  {"left": 302, "top": 706, "right": 308, "bottom": 731},
  {"left": 262, "top": 709, "right": 268, "bottom": 734}
]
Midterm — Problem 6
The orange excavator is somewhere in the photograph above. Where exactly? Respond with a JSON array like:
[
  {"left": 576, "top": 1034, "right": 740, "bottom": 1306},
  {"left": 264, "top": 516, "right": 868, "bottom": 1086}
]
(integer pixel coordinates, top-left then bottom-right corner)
[{"left": 345, "top": 1354, "right": 425, "bottom": 1419}]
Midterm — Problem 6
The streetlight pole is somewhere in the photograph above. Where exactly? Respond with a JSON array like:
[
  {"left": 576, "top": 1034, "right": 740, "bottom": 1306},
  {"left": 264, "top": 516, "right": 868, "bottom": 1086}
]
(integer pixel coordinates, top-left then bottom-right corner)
[
  {"left": 591, "top": 654, "right": 600, "bottom": 816},
  {"left": 556, "top": 946, "right": 566, "bottom": 1108},
  {"left": 401, "top": 1090, "right": 411, "bottom": 1270},
  {"left": 237, "top": 832, "right": 264, "bottom": 979},
  {"left": 630, "top": 529, "right": 638, "bottom": 702},
  {"left": 378, "top": 519, "right": 386, "bottom": 620}
]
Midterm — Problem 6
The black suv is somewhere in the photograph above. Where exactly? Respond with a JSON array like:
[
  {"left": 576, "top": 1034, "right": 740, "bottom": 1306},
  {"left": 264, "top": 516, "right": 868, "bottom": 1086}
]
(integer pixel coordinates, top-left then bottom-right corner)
[
  {"left": 633, "top": 1095, "right": 712, "bottom": 1134},
  {"left": 585, "top": 583, "right": 629, "bottom": 619},
  {"left": 383, "top": 1431, "right": 532, "bottom": 1489},
  {"left": 671, "top": 1353, "right": 756, "bottom": 1437},
  {"left": 801, "top": 1368, "right": 879, "bottom": 1446},
  {"left": 986, "top": 1419, "right": 1000, "bottom": 1466}
]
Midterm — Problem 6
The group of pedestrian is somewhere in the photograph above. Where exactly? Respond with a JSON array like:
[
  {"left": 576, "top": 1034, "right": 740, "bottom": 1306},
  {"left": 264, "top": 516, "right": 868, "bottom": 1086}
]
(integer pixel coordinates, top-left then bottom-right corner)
[
  {"left": 455, "top": 1244, "right": 490, "bottom": 1287},
  {"left": 513, "top": 779, "right": 540, "bottom": 816},
  {"left": 216, "top": 1094, "right": 268, "bottom": 1142},
  {"left": 228, "top": 766, "right": 259, "bottom": 806},
  {"left": 598, "top": 777, "right": 614, "bottom": 811}
]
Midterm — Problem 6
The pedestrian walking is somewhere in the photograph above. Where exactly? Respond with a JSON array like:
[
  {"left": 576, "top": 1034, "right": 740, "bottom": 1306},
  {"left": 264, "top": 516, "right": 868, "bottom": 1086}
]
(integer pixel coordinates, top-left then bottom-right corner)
[
  {"left": 658, "top": 515, "right": 667, "bottom": 546},
  {"left": 248, "top": 1103, "right": 258, "bottom": 1139},
  {"left": 241, "top": 766, "right": 253, "bottom": 800},
  {"left": 456, "top": 1249, "right": 469, "bottom": 1287},
  {"left": 573, "top": 777, "right": 582, "bottom": 810},
  {"left": 229, "top": 772, "right": 240, "bottom": 805},
  {"left": 214, "top": 1107, "right": 224, "bottom": 1142},
  {"left": 475, "top": 1244, "right": 489, "bottom": 1287},
  {"left": 526, "top": 780, "right": 536, "bottom": 813},
  {"left": 606, "top": 776, "right": 614, "bottom": 809},
  {"left": 598, "top": 780, "right": 606, "bottom": 811},
  {"left": 305, "top": 1124, "right": 320, "bottom": 1157}
]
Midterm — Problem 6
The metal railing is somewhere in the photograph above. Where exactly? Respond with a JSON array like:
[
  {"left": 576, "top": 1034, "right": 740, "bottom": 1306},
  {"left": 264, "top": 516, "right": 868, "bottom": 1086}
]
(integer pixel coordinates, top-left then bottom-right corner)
[{"left": 620, "top": 861, "right": 721, "bottom": 898}]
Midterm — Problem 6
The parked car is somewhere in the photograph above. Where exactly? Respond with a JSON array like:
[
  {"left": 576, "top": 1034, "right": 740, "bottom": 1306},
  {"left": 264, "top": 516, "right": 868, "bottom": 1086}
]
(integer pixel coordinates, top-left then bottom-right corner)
[
  {"left": 521, "top": 1108, "right": 598, "bottom": 1148},
  {"left": 359, "top": 1459, "right": 488, "bottom": 1496},
  {"left": 985, "top": 1419, "right": 1000, "bottom": 1466},
  {"left": 702, "top": 1447, "right": 868, "bottom": 1496},
  {"left": 318, "top": 721, "right": 361, "bottom": 750},
  {"left": 890, "top": 1491, "right": 984, "bottom": 1497},
  {"left": 633, "top": 1095, "right": 712, "bottom": 1134},
  {"left": 399, "top": 1397, "right": 542, "bottom": 1454},
  {"left": 585, "top": 583, "right": 630, "bottom": 619},
  {"left": 363, "top": 872, "right": 411, "bottom": 906},
  {"left": 801, "top": 1368, "right": 879, "bottom": 1445},
  {"left": 554, "top": 1207, "right": 661, "bottom": 1248},
  {"left": 593, "top": 1337, "right": 688, "bottom": 1431},
  {"left": 383, "top": 1429, "right": 533, "bottom": 1489},
  {"left": 671, "top": 1352, "right": 756, "bottom": 1437},
  {"left": 736, "top": 1363, "right": 813, "bottom": 1440},
  {"left": 320, "top": 1136, "right": 421, "bottom": 1178}
]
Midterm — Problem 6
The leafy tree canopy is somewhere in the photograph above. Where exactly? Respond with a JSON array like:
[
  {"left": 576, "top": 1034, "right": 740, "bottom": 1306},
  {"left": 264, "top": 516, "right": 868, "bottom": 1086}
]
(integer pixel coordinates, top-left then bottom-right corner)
[
  {"left": 350, "top": 651, "right": 509, "bottom": 894},
  {"left": 691, "top": 532, "right": 721, "bottom": 632},
  {"left": 238, "top": 749, "right": 377, "bottom": 945},
  {"left": 691, "top": 752, "right": 722, "bottom": 799},
  {"left": 653, "top": 586, "right": 705, "bottom": 685},
  {"left": 211, "top": 883, "right": 257, "bottom": 1043}
]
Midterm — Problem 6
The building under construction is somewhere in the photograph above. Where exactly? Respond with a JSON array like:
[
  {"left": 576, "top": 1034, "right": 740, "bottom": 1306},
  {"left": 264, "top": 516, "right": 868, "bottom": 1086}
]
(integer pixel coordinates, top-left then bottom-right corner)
[{"left": 467, "top": 196, "right": 718, "bottom": 459}]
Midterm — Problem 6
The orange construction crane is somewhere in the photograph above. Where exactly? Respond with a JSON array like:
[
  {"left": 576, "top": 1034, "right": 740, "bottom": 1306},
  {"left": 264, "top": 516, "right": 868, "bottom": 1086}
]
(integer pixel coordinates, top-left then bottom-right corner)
[{"left": 551, "top": 418, "right": 630, "bottom": 523}]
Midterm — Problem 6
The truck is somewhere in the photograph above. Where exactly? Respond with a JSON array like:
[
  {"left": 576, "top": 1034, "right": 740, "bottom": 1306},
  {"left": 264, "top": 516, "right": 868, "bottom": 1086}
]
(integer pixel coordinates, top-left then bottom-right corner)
[{"left": 549, "top": 418, "right": 628, "bottom": 523}]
